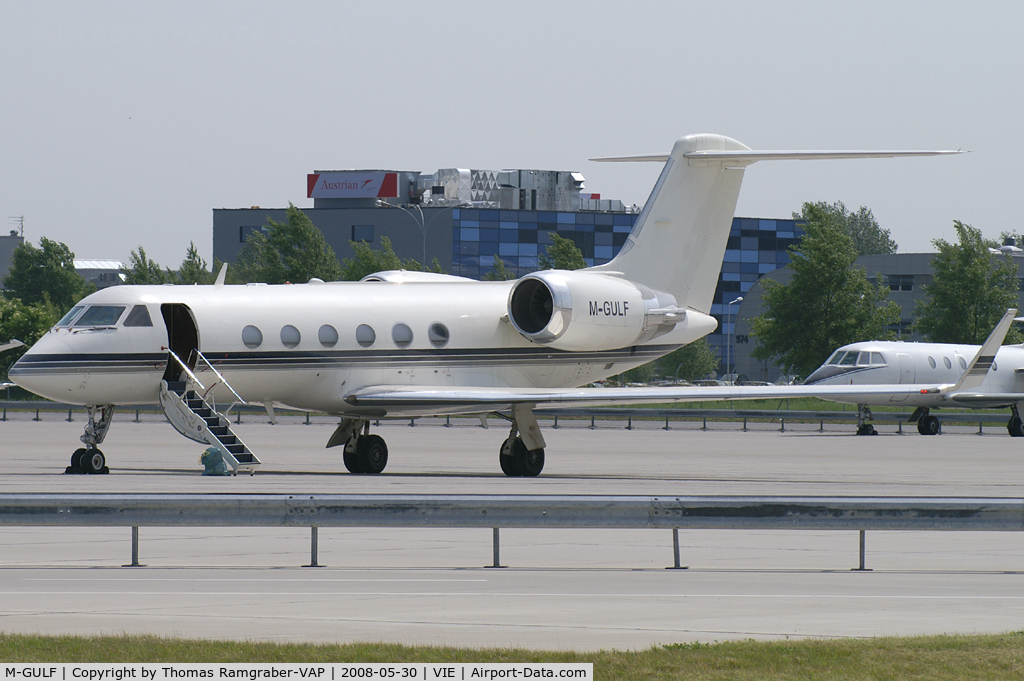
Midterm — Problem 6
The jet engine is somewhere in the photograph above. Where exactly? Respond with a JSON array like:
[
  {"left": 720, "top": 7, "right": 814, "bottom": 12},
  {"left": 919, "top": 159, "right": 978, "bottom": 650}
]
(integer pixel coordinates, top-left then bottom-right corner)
[{"left": 507, "top": 270, "right": 686, "bottom": 351}]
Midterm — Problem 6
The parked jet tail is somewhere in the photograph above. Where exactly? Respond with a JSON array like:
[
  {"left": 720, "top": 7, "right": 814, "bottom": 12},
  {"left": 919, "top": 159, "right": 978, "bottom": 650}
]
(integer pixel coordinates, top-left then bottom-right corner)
[{"left": 589, "top": 134, "right": 962, "bottom": 314}]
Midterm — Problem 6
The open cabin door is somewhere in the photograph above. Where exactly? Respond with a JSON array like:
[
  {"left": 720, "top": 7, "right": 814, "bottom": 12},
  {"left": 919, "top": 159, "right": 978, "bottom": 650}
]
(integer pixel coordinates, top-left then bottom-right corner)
[{"left": 161, "top": 303, "right": 199, "bottom": 382}]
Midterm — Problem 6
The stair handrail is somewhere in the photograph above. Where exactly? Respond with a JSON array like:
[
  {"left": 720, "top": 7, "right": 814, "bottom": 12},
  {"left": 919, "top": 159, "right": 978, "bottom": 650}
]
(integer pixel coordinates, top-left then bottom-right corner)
[
  {"left": 162, "top": 346, "right": 206, "bottom": 391},
  {"left": 194, "top": 349, "right": 247, "bottom": 406}
]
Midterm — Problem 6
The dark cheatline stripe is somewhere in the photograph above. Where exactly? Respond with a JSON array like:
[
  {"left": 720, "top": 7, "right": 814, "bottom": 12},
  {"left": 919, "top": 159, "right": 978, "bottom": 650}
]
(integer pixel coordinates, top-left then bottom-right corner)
[
  {"left": 968, "top": 355, "right": 995, "bottom": 375},
  {"left": 10, "top": 345, "right": 675, "bottom": 375}
]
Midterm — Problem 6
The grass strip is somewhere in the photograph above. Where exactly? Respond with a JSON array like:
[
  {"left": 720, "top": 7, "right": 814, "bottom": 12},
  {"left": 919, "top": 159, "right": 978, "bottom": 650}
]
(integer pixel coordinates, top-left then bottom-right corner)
[{"left": 1, "top": 633, "right": 1023, "bottom": 680}]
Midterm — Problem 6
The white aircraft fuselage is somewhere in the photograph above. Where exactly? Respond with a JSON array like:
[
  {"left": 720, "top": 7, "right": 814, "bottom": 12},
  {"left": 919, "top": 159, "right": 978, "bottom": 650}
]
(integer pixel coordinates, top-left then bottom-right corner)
[
  {"left": 804, "top": 341, "right": 1024, "bottom": 408},
  {"left": 13, "top": 275, "right": 710, "bottom": 416}
]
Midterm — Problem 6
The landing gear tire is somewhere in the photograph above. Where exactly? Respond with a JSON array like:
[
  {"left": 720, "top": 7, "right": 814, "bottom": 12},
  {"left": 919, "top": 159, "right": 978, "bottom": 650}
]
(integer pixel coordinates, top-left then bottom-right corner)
[
  {"left": 343, "top": 448, "right": 365, "bottom": 474},
  {"left": 918, "top": 415, "right": 940, "bottom": 436},
  {"left": 69, "top": 448, "right": 87, "bottom": 471},
  {"left": 80, "top": 448, "right": 108, "bottom": 474},
  {"left": 856, "top": 424, "right": 877, "bottom": 436},
  {"left": 499, "top": 438, "right": 518, "bottom": 476},
  {"left": 500, "top": 437, "right": 544, "bottom": 477},
  {"left": 357, "top": 434, "right": 388, "bottom": 474},
  {"left": 1007, "top": 416, "right": 1024, "bottom": 437}
]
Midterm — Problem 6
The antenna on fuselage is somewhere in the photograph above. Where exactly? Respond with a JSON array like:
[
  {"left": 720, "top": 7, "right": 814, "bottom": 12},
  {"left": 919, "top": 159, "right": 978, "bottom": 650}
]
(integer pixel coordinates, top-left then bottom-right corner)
[{"left": 214, "top": 263, "right": 228, "bottom": 288}]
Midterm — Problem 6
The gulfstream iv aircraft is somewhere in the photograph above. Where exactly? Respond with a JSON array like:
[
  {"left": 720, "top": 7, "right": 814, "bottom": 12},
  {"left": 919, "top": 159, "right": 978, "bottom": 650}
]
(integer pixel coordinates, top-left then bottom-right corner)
[
  {"left": 804, "top": 309, "right": 1024, "bottom": 436},
  {"left": 10, "top": 134, "right": 962, "bottom": 476}
]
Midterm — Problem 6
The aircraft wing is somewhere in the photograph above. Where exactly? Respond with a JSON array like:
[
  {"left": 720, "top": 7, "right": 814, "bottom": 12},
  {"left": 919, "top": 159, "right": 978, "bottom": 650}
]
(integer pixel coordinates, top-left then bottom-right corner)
[
  {"left": 0, "top": 340, "right": 24, "bottom": 353},
  {"left": 345, "top": 382, "right": 951, "bottom": 411}
]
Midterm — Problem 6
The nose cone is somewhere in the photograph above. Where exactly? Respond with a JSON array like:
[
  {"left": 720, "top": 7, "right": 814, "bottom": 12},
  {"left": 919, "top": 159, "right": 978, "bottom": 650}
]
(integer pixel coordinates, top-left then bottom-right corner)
[
  {"left": 804, "top": 364, "right": 848, "bottom": 385},
  {"left": 8, "top": 334, "right": 76, "bottom": 401}
]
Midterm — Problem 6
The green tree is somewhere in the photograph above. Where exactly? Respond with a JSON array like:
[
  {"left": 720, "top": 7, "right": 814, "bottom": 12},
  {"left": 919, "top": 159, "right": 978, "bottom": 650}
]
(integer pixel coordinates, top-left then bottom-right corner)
[
  {"left": 914, "top": 221, "right": 1023, "bottom": 344},
  {"left": 539, "top": 233, "right": 586, "bottom": 270},
  {"left": 340, "top": 236, "right": 423, "bottom": 281},
  {"left": 794, "top": 201, "right": 897, "bottom": 256},
  {"left": 121, "top": 246, "right": 175, "bottom": 285},
  {"left": 750, "top": 208, "right": 900, "bottom": 378},
  {"left": 0, "top": 295, "right": 62, "bottom": 382},
  {"left": 656, "top": 338, "right": 719, "bottom": 382},
  {"left": 177, "top": 242, "right": 214, "bottom": 285},
  {"left": 234, "top": 204, "right": 343, "bottom": 284},
  {"left": 484, "top": 255, "right": 518, "bottom": 281},
  {"left": 3, "top": 237, "right": 93, "bottom": 309}
]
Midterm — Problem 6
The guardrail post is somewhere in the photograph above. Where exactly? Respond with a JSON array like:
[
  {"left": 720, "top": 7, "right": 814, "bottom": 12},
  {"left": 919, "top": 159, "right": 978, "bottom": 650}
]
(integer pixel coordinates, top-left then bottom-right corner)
[
  {"left": 819, "top": 419, "right": 823, "bottom": 432},
  {"left": 487, "top": 528, "right": 506, "bottom": 568},
  {"left": 780, "top": 418, "right": 785, "bottom": 433},
  {"left": 66, "top": 408, "right": 74, "bottom": 422},
  {"left": 123, "top": 526, "right": 144, "bottom": 568},
  {"left": 898, "top": 421, "right": 903, "bottom": 435},
  {"left": 553, "top": 415, "right": 559, "bottom": 429},
  {"left": 701, "top": 416, "right": 707, "bottom": 431},
  {"left": 626, "top": 416, "right": 632, "bottom": 430},
  {"left": 33, "top": 409, "right": 40, "bottom": 422},
  {"left": 978, "top": 420, "right": 983, "bottom": 435},
  {"left": 304, "top": 527, "right": 322, "bottom": 568},
  {"left": 236, "top": 410, "right": 241, "bottom": 425},
  {"left": 590, "top": 416, "right": 595, "bottom": 429},
  {"left": 742, "top": 417, "right": 747, "bottom": 432},
  {"left": 666, "top": 528, "right": 688, "bottom": 570},
  {"left": 664, "top": 416, "right": 670, "bottom": 431},
  {"left": 852, "top": 530, "right": 871, "bottom": 571},
  {"left": 135, "top": 409, "right": 140, "bottom": 423},
  {"left": 305, "top": 412, "right": 310, "bottom": 425},
  {"left": 445, "top": 416, "right": 451, "bottom": 428},
  {"left": 410, "top": 418, "right": 416, "bottom": 427}
]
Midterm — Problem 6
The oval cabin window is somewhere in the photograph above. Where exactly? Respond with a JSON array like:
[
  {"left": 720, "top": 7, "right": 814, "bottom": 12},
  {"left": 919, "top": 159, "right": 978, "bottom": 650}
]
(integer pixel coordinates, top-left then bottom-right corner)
[
  {"left": 242, "top": 325, "right": 263, "bottom": 349},
  {"left": 392, "top": 323, "right": 413, "bottom": 348},
  {"left": 281, "top": 325, "right": 301, "bottom": 349},
  {"left": 319, "top": 324, "right": 339, "bottom": 348},
  {"left": 356, "top": 324, "right": 376, "bottom": 348}
]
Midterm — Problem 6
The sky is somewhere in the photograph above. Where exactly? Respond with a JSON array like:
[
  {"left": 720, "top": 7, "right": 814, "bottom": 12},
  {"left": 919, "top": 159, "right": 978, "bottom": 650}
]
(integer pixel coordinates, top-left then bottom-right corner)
[{"left": 1, "top": 1, "right": 1021, "bottom": 267}]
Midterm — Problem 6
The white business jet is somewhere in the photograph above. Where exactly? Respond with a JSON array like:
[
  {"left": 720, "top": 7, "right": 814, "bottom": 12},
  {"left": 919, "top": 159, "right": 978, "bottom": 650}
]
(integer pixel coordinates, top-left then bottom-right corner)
[
  {"left": 804, "top": 308, "right": 1024, "bottom": 436},
  {"left": 9, "top": 134, "right": 962, "bottom": 475}
]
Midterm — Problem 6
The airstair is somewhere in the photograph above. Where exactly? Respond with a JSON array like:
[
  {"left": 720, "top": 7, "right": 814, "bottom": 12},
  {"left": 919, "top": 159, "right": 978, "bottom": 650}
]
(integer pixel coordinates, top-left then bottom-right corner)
[{"left": 157, "top": 348, "right": 260, "bottom": 475}]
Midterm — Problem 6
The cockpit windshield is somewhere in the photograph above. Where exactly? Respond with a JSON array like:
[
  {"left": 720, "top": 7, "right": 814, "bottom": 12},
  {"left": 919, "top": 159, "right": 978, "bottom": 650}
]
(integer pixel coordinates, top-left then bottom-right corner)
[
  {"left": 72, "top": 305, "right": 127, "bottom": 327},
  {"left": 56, "top": 306, "right": 85, "bottom": 327}
]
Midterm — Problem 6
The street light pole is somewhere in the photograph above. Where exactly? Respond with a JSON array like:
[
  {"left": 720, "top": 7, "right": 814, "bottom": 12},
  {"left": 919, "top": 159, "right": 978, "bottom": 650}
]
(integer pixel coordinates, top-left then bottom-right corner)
[
  {"left": 727, "top": 296, "right": 743, "bottom": 385},
  {"left": 384, "top": 203, "right": 458, "bottom": 268}
]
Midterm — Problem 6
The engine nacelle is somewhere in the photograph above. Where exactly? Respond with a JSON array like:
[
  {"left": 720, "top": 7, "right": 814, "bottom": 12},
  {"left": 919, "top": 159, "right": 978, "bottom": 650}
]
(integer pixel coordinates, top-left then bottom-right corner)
[{"left": 507, "top": 270, "right": 685, "bottom": 351}]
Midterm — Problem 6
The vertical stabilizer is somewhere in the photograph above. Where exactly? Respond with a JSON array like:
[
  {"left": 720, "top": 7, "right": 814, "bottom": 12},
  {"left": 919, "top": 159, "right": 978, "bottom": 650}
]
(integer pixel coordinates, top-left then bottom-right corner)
[{"left": 589, "top": 134, "right": 749, "bottom": 314}]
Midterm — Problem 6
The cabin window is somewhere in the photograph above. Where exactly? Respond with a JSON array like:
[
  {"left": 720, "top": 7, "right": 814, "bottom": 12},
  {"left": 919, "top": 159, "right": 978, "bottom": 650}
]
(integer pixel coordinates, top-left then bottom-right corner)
[
  {"left": 281, "top": 325, "right": 301, "bottom": 348},
  {"left": 73, "top": 305, "right": 126, "bottom": 327},
  {"left": 870, "top": 352, "right": 885, "bottom": 365},
  {"left": 928, "top": 356, "right": 936, "bottom": 369},
  {"left": 392, "top": 323, "right": 413, "bottom": 348},
  {"left": 123, "top": 305, "right": 153, "bottom": 327},
  {"left": 428, "top": 323, "right": 450, "bottom": 348},
  {"left": 356, "top": 324, "right": 376, "bottom": 347},
  {"left": 319, "top": 325, "right": 339, "bottom": 348},
  {"left": 957, "top": 356, "right": 967, "bottom": 370},
  {"left": 943, "top": 357, "right": 952, "bottom": 369},
  {"left": 242, "top": 325, "right": 263, "bottom": 349},
  {"left": 839, "top": 351, "right": 857, "bottom": 366},
  {"left": 57, "top": 306, "right": 84, "bottom": 327}
]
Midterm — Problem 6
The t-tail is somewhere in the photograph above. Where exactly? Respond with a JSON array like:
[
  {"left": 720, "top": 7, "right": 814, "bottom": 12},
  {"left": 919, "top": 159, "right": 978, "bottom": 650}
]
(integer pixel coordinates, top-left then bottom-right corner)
[{"left": 588, "top": 134, "right": 963, "bottom": 314}]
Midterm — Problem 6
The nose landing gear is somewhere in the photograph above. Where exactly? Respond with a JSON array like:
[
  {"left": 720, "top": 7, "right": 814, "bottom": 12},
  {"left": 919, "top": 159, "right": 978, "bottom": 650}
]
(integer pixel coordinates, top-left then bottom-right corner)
[{"left": 66, "top": 405, "right": 114, "bottom": 474}]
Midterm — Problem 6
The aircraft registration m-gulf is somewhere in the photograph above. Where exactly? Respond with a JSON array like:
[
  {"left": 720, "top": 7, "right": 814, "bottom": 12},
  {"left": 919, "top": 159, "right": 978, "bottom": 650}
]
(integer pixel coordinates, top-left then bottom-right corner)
[{"left": 10, "top": 134, "right": 962, "bottom": 476}]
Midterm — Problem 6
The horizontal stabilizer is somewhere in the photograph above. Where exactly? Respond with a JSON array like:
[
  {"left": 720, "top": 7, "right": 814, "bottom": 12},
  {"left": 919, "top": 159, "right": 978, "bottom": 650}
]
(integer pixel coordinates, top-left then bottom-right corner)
[{"left": 592, "top": 149, "right": 965, "bottom": 166}]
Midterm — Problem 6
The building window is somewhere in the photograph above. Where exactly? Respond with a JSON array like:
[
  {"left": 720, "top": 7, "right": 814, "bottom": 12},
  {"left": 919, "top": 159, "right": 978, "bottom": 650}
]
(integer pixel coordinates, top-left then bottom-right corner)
[
  {"left": 887, "top": 274, "right": 913, "bottom": 291},
  {"left": 240, "top": 226, "right": 266, "bottom": 243},
  {"left": 352, "top": 225, "right": 374, "bottom": 242}
]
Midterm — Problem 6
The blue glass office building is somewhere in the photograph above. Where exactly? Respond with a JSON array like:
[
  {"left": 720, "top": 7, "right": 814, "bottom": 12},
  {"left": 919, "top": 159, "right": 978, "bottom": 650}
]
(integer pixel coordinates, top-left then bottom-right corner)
[{"left": 451, "top": 208, "right": 803, "bottom": 373}]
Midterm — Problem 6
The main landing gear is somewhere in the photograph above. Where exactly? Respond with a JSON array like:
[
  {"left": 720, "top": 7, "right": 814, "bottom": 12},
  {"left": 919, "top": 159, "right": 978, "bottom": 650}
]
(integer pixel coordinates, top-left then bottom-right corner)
[
  {"left": 910, "top": 407, "right": 940, "bottom": 435},
  {"left": 327, "top": 404, "right": 549, "bottom": 477},
  {"left": 497, "top": 404, "right": 546, "bottom": 477},
  {"left": 1007, "top": 405, "right": 1024, "bottom": 437},
  {"left": 67, "top": 405, "right": 114, "bottom": 474},
  {"left": 328, "top": 419, "right": 389, "bottom": 474}
]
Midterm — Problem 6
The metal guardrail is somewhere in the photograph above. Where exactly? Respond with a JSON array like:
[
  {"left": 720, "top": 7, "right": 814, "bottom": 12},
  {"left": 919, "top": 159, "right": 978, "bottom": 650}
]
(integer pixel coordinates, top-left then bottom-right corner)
[{"left": 1, "top": 494, "right": 1020, "bottom": 570}]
